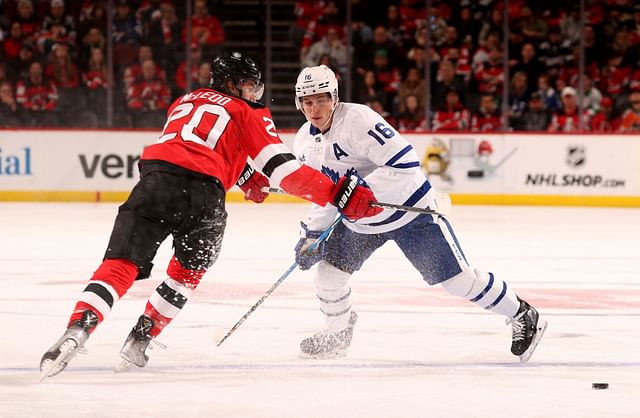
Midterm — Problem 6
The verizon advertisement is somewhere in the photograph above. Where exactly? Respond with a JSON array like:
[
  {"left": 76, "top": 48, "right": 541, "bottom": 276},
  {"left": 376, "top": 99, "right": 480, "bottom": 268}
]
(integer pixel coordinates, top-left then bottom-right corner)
[
  {"left": 0, "top": 130, "right": 155, "bottom": 190},
  {"left": 0, "top": 130, "right": 639, "bottom": 202}
]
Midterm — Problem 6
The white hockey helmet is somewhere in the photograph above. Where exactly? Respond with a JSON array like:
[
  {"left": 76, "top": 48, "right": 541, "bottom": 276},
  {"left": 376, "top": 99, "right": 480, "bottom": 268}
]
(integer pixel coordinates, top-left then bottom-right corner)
[{"left": 294, "top": 65, "right": 339, "bottom": 111}]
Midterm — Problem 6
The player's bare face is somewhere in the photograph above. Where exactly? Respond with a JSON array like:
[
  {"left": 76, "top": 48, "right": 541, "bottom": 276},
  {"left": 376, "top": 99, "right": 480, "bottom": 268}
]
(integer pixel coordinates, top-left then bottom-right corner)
[{"left": 302, "top": 93, "right": 334, "bottom": 131}]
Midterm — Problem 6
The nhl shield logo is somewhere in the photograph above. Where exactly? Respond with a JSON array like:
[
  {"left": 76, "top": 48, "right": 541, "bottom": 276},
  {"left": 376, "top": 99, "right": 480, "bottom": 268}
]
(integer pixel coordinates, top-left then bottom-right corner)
[{"left": 566, "top": 145, "right": 586, "bottom": 167}]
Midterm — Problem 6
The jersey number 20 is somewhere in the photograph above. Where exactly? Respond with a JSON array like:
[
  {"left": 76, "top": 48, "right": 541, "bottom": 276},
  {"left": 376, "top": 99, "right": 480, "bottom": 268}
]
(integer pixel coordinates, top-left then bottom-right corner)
[{"left": 158, "top": 103, "right": 230, "bottom": 149}]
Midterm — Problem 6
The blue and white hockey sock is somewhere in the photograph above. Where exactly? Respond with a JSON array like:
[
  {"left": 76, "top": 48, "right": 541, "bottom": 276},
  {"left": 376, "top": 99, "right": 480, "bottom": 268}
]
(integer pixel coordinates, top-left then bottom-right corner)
[{"left": 441, "top": 269, "right": 520, "bottom": 318}]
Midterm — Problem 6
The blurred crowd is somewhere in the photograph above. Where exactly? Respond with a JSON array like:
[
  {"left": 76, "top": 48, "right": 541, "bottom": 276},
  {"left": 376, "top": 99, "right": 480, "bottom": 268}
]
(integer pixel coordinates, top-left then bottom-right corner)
[
  {"left": 1, "top": 0, "right": 640, "bottom": 132},
  {"left": 294, "top": 0, "right": 640, "bottom": 132},
  {"left": 0, "top": 0, "right": 224, "bottom": 128}
]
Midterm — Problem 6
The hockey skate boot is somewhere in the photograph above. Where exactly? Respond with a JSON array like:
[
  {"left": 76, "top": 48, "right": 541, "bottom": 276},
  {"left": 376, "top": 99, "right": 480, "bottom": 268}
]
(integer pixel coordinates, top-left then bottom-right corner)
[
  {"left": 117, "top": 315, "right": 155, "bottom": 371},
  {"left": 300, "top": 311, "right": 358, "bottom": 359},
  {"left": 506, "top": 298, "right": 548, "bottom": 363},
  {"left": 39, "top": 310, "right": 98, "bottom": 381}
]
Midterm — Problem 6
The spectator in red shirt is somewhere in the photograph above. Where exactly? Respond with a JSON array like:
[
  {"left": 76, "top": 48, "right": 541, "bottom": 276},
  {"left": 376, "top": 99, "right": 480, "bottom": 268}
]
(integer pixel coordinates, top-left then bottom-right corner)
[
  {"left": 83, "top": 47, "right": 108, "bottom": 90},
  {"left": 474, "top": 47, "right": 504, "bottom": 95},
  {"left": 175, "top": 43, "right": 202, "bottom": 93},
  {"left": 16, "top": 61, "right": 59, "bottom": 126},
  {"left": 290, "top": 0, "right": 326, "bottom": 49},
  {"left": 432, "top": 90, "right": 470, "bottom": 131},
  {"left": 472, "top": 94, "right": 502, "bottom": 132},
  {"left": 3, "top": 22, "right": 25, "bottom": 61},
  {"left": 300, "top": 1, "right": 343, "bottom": 54},
  {"left": 124, "top": 44, "right": 167, "bottom": 90},
  {"left": 600, "top": 53, "right": 631, "bottom": 100},
  {"left": 371, "top": 49, "right": 401, "bottom": 107},
  {"left": 45, "top": 42, "right": 80, "bottom": 89},
  {"left": 187, "top": 0, "right": 224, "bottom": 55},
  {"left": 127, "top": 58, "right": 171, "bottom": 128},
  {"left": 15, "top": 0, "right": 40, "bottom": 43},
  {"left": 548, "top": 86, "right": 591, "bottom": 132},
  {"left": 590, "top": 96, "right": 616, "bottom": 132}
]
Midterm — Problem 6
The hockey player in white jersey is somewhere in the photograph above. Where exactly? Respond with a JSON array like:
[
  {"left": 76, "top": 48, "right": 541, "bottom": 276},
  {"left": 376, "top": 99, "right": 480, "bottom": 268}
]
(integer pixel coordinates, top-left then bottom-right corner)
[{"left": 292, "top": 65, "right": 547, "bottom": 362}]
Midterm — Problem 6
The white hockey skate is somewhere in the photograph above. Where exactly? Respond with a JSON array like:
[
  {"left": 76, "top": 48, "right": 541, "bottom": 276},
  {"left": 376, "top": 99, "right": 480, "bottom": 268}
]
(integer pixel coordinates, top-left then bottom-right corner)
[
  {"left": 115, "top": 315, "right": 165, "bottom": 372},
  {"left": 300, "top": 311, "right": 358, "bottom": 359},
  {"left": 507, "top": 299, "right": 547, "bottom": 363},
  {"left": 39, "top": 310, "right": 98, "bottom": 381}
]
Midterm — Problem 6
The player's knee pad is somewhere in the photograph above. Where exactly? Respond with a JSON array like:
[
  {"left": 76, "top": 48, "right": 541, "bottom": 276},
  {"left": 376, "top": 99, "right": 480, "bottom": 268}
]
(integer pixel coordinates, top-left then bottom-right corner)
[
  {"left": 166, "top": 255, "right": 206, "bottom": 289},
  {"left": 315, "top": 262, "right": 351, "bottom": 292}
]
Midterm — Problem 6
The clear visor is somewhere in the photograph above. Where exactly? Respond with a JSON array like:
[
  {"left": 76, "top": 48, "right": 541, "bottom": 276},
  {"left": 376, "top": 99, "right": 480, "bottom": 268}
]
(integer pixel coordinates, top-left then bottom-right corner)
[{"left": 239, "top": 80, "right": 264, "bottom": 102}]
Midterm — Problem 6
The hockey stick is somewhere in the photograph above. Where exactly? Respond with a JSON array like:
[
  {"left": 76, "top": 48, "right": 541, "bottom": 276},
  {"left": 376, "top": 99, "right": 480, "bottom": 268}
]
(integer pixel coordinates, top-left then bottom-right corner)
[
  {"left": 261, "top": 187, "right": 448, "bottom": 218},
  {"left": 216, "top": 216, "right": 343, "bottom": 347}
]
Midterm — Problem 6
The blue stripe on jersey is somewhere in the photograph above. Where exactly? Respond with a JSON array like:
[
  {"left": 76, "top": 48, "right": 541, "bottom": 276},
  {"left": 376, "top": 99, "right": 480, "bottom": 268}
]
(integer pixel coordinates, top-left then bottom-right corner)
[
  {"left": 364, "top": 179, "right": 432, "bottom": 227},
  {"left": 385, "top": 145, "right": 418, "bottom": 169},
  {"left": 441, "top": 216, "right": 469, "bottom": 265},
  {"left": 391, "top": 161, "right": 420, "bottom": 169},
  {"left": 310, "top": 125, "right": 321, "bottom": 135},
  {"left": 484, "top": 281, "right": 507, "bottom": 309},
  {"left": 470, "top": 272, "right": 494, "bottom": 302}
]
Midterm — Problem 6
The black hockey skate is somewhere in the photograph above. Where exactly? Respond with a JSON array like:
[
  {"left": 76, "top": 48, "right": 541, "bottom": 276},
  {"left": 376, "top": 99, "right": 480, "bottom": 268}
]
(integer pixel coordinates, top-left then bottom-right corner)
[
  {"left": 300, "top": 311, "right": 358, "bottom": 359},
  {"left": 116, "top": 315, "right": 165, "bottom": 372},
  {"left": 506, "top": 298, "right": 547, "bottom": 363},
  {"left": 39, "top": 310, "right": 98, "bottom": 381}
]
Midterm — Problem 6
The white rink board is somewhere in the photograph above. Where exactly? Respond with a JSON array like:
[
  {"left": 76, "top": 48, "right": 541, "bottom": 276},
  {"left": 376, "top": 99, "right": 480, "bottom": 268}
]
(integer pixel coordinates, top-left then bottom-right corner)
[{"left": 1, "top": 130, "right": 639, "bottom": 200}]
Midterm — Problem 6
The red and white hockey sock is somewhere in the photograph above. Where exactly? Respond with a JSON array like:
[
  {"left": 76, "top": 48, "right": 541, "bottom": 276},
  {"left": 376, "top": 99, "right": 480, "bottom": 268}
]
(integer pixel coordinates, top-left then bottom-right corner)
[
  {"left": 68, "top": 259, "right": 138, "bottom": 330},
  {"left": 143, "top": 256, "right": 206, "bottom": 337}
]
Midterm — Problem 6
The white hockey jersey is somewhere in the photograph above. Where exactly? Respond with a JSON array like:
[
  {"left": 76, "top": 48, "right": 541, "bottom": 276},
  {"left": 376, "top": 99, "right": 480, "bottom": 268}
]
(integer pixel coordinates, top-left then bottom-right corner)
[{"left": 293, "top": 102, "right": 435, "bottom": 234}]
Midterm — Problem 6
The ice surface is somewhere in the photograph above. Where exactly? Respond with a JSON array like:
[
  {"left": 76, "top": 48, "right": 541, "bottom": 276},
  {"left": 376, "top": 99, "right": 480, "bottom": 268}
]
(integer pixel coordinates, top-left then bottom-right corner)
[{"left": 1, "top": 202, "right": 639, "bottom": 417}]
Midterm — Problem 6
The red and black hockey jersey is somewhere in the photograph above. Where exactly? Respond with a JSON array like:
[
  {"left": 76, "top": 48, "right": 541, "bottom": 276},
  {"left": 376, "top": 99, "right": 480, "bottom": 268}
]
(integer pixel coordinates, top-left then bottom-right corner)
[{"left": 142, "top": 89, "right": 336, "bottom": 206}]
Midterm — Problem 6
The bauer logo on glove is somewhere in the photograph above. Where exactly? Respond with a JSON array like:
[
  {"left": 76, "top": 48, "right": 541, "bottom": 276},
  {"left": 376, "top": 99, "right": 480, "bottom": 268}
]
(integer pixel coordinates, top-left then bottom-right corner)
[{"left": 332, "top": 175, "right": 383, "bottom": 221}]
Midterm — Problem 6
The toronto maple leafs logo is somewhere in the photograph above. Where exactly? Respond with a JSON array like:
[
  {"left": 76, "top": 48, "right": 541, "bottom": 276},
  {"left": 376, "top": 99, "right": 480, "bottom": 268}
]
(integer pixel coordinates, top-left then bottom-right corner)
[{"left": 321, "top": 166, "right": 360, "bottom": 184}]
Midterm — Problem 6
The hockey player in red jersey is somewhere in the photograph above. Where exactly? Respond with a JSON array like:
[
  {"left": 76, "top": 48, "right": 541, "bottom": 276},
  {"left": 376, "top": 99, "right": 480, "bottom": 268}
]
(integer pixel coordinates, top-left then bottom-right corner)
[{"left": 40, "top": 51, "right": 382, "bottom": 379}]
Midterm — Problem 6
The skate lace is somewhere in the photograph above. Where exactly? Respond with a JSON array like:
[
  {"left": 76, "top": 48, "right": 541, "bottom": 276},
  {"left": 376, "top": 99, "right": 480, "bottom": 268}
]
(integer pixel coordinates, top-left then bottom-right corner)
[{"left": 505, "top": 312, "right": 526, "bottom": 341}]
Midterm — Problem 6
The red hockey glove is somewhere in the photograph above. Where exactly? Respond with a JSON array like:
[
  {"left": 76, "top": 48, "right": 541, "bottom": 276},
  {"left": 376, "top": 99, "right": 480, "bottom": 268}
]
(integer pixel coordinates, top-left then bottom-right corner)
[
  {"left": 236, "top": 164, "right": 269, "bottom": 203},
  {"left": 332, "top": 175, "right": 383, "bottom": 221}
]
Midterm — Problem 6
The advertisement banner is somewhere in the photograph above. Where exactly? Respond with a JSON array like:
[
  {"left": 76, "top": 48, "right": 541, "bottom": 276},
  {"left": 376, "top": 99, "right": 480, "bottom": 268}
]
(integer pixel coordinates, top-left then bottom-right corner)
[{"left": 1, "top": 130, "right": 639, "bottom": 205}]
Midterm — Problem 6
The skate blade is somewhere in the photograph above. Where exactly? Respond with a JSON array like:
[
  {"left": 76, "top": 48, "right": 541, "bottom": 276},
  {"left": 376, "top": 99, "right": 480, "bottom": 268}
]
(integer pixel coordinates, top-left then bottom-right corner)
[
  {"left": 519, "top": 319, "right": 548, "bottom": 363},
  {"left": 114, "top": 359, "right": 135, "bottom": 373},
  {"left": 39, "top": 340, "right": 77, "bottom": 382},
  {"left": 298, "top": 348, "right": 347, "bottom": 360}
]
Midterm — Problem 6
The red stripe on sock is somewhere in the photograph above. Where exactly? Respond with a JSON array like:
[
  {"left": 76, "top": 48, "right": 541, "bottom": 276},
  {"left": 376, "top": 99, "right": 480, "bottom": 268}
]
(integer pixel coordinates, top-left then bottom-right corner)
[
  {"left": 166, "top": 256, "right": 206, "bottom": 289},
  {"left": 144, "top": 303, "right": 173, "bottom": 337}
]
